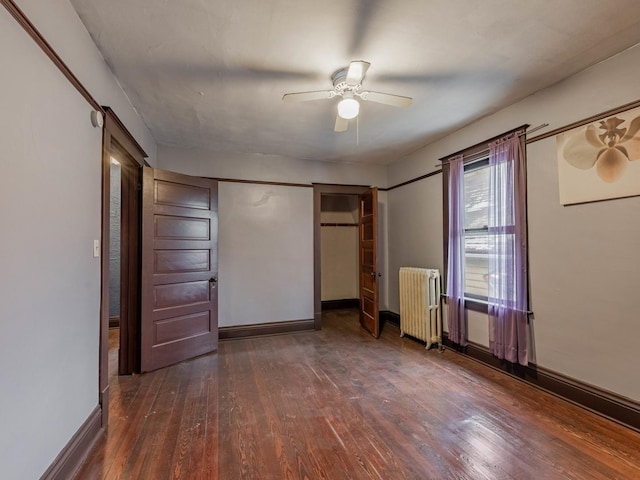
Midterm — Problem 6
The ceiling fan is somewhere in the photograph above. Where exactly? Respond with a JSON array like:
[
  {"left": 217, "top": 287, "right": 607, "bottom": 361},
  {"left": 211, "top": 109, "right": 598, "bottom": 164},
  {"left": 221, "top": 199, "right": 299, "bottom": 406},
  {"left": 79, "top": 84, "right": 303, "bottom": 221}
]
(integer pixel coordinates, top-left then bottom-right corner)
[{"left": 282, "top": 60, "right": 413, "bottom": 132}]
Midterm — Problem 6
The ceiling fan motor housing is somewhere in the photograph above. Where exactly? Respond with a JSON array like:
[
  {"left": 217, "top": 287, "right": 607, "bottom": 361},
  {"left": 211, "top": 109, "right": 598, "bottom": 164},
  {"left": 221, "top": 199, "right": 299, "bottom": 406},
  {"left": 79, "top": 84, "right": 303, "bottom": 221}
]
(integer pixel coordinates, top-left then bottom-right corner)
[{"left": 332, "top": 68, "right": 361, "bottom": 94}]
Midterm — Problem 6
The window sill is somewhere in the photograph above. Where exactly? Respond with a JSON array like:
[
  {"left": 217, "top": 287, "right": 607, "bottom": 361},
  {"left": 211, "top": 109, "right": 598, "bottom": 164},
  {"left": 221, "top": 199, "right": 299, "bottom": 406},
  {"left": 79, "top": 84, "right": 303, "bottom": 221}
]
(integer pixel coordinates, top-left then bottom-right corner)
[
  {"left": 441, "top": 295, "right": 489, "bottom": 314},
  {"left": 464, "top": 298, "right": 488, "bottom": 314}
]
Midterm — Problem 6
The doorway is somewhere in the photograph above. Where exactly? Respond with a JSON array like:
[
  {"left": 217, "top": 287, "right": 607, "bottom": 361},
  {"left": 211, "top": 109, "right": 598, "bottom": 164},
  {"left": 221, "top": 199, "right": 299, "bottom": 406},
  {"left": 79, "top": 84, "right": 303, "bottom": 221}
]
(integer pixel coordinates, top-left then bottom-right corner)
[
  {"left": 106, "top": 143, "right": 141, "bottom": 377},
  {"left": 313, "top": 184, "right": 379, "bottom": 337},
  {"left": 320, "top": 194, "right": 359, "bottom": 310},
  {"left": 100, "top": 108, "right": 146, "bottom": 427},
  {"left": 108, "top": 153, "right": 122, "bottom": 379}
]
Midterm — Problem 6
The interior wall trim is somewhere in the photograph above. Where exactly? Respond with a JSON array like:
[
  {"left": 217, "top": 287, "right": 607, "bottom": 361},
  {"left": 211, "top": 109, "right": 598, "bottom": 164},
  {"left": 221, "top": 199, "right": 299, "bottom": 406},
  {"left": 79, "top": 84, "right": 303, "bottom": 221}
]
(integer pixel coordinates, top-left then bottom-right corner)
[
  {"left": 321, "top": 298, "right": 360, "bottom": 310},
  {"left": 439, "top": 335, "right": 640, "bottom": 433},
  {"left": 380, "top": 310, "right": 400, "bottom": 328},
  {"left": 526, "top": 98, "right": 640, "bottom": 144},
  {"left": 385, "top": 310, "right": 639, "bottom": 431},
  {"left": 206, "top": 179, "right": 379, "bottom": 190},
  {"left": 1, "top": 0, "right": 101, "bottom": 111},
  {"left": 40, "top": 406, "right": 102, "bottom": 480},
  {"left": 210, "top": 177, "right": 313, "bottom": 189},
  {"left": 103, "top": 108, "right": 148, "bottom": 162},
  {"left": 381, "top": 169, "right": 443, "bottom": 192},
  {"left": 219, "top": 319, "right": 315, "bottom": 340},
  {"left": 320, "top": 222, "right": 358, "bottom": 227},
  {"left": 312, "top": 182, "right": 372, "bottom": 188},
  {"left": 388, "top": 98, "right": 640, "bottom": 194}
]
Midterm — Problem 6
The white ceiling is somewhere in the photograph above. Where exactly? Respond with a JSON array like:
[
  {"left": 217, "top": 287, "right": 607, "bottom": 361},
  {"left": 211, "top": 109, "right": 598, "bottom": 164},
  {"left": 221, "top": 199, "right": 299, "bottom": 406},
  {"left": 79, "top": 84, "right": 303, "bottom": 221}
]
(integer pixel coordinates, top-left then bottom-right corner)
[{"left": 69, "top": 0, "right": 640, "bottom": 165}]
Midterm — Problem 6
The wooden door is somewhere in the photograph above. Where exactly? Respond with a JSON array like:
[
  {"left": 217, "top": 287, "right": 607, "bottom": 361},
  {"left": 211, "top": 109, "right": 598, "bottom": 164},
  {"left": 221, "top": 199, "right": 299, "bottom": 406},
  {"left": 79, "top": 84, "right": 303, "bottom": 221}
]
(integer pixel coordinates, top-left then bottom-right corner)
[
  {"left": 359, "top": 187, "right": 379, "bottom": 338},
  {"left": 141, "top": 167, "right": 218, "bottom": 372}
]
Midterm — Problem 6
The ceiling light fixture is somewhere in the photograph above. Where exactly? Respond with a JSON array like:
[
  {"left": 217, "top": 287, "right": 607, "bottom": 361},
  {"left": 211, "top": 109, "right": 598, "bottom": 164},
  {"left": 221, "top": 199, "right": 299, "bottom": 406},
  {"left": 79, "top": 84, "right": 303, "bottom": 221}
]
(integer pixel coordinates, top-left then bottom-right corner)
[{"left": 337, "top": 95, "right": 360, "bottom": 120}]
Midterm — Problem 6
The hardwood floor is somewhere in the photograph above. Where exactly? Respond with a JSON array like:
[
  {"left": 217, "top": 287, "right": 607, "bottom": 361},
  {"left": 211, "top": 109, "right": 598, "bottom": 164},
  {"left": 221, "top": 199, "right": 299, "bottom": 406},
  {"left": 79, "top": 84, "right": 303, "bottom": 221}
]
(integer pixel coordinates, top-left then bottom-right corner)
[{"left": 76, "top": 310, "right": 640, "bottom": 479}]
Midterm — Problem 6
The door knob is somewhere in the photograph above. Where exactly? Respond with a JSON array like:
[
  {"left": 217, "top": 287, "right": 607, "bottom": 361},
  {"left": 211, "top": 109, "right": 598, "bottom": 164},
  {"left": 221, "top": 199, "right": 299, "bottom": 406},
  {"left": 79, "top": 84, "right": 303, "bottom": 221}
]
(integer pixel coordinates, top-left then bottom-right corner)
[{"left": 209, "top": 277, "right": 218, "bottom": 284}]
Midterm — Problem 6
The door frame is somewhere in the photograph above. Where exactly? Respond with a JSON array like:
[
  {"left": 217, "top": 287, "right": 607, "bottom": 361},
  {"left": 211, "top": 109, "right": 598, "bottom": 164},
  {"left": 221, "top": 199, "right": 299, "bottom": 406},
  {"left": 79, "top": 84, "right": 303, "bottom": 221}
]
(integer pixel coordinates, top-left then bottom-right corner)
[
  {"left": 100, "top": 107, "right": 147, "bottom": 428},
  {"left": 312, "top": 184, "right": 370, "bottom": 330},
  {"left": 111, "top": 142, "right": 142, "bottom": 376}
]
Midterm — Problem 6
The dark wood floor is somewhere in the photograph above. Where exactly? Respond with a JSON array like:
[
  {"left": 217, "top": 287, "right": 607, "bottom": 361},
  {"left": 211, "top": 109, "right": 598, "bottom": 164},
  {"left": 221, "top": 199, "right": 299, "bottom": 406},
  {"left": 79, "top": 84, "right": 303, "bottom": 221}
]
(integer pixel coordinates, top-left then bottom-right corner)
[{"left": 76, "top": 310, "right": 640, "bottom": 479}]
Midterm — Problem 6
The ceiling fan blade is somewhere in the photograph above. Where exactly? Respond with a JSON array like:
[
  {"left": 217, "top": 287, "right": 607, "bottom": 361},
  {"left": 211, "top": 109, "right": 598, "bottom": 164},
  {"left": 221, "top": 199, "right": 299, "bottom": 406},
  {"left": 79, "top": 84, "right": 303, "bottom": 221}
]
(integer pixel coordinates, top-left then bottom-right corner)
[
  {"left": 359, "top": 90, "right": 412, "bottom": 108},
  {"left": 346, "top": 60, "right": 371, "bottom": 85},
  {"left": 282, "top": 90, "right": 334, "bottom": 102},
  {"left": 334, "top": 114, "right": 349, "bottom": 133}
]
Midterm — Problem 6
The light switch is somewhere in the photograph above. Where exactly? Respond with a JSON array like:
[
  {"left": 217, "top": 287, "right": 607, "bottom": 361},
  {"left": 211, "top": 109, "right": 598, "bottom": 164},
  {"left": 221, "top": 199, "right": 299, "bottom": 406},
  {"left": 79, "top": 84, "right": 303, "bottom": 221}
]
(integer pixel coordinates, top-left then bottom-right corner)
[{"left": 93, "top": 239, "right": 100, "bottom": 258}]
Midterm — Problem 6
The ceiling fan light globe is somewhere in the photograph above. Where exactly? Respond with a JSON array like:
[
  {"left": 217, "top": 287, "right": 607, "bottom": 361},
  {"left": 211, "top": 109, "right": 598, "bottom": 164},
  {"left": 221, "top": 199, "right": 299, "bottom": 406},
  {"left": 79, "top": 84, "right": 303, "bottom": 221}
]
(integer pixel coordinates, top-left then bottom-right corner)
[{"left": 337, "top": 98, "right": 360, "bottom": 119}]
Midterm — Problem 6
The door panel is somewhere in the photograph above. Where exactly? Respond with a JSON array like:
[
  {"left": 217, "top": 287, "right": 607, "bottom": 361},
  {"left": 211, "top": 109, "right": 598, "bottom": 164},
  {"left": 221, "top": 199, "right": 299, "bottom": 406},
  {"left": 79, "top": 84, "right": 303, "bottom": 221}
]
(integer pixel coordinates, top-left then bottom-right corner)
[
  {"left": 141, "top": 167, "right": 218, "bottom": 372},
  {"left": 359, "top": 187, "right": 379, "bottom": 338}
]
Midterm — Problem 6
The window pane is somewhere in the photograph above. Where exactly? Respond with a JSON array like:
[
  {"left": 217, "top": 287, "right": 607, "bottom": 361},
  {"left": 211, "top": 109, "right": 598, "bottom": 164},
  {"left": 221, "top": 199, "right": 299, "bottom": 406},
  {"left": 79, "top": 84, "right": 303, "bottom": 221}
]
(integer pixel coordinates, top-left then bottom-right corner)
[
  {"left": 464, "top": 163, "right": 490, "bottom": 298},
  {"left": 487, "top": 233, "right": 516, "bottom": 303},
  {"left": 464, "top": 232, "right": 488, "bottom": 298},
  {"left": 464, "top": 165, "right": 489, "bottom": 230}
]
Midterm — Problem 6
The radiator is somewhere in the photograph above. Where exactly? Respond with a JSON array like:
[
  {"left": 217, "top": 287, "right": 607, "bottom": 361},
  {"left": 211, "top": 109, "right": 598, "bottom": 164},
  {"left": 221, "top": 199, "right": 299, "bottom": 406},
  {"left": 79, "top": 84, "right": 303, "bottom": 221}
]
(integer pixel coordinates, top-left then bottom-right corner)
[{"left": 399, "top": 267, "right": 442, "bottom": 349}]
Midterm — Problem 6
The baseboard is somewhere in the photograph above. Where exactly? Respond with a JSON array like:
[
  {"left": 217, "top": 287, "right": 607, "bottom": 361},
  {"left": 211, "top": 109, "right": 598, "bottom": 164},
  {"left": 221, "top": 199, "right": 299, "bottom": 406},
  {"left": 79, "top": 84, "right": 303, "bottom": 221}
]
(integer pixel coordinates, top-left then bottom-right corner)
[
  {"left": 219, "top": 319, "right": 315, "bottom": 340},
  {"left": 109, "top": 315, "right": 120, "bottom": 328},
  {"left": 440, "top": 334, "right": 640, "bottom": 433},
  {"left": 40, "top": 405, "right": 103, "bottom": 480},
  {"left": 321, "top": 298, "right": 359, "bottom": 310},
  {"left": 380, "top": 310, "right": 400, "bottom": 327}
]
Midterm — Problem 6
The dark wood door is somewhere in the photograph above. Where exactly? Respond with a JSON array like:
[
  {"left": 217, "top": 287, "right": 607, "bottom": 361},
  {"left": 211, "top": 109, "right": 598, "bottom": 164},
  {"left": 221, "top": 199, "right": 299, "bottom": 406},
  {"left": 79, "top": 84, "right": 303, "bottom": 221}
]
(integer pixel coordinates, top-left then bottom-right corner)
[
  {"left": 141, "top": 167, "right": 218, "bottom": 372},
  {"left": 359, "top": 187, "right": 379, "bottom": 338}
]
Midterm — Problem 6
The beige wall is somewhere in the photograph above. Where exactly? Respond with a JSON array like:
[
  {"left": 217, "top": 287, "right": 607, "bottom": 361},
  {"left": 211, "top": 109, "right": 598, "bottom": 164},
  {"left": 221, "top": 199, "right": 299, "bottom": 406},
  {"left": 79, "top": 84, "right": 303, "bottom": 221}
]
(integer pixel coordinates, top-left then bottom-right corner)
[
  {"left": 387, "top": 43, "right": 640, "bottom": 401},
  {"left": 321, "top": 196, "right": 359, "bottom": 301}
]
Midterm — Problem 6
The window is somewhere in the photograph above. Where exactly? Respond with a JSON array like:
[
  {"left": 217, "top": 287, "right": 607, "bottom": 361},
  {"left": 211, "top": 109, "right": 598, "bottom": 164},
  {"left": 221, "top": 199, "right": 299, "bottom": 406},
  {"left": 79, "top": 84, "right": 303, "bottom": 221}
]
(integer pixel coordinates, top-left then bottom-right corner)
[
  {"left": 443, "top": 127, "right": 529, "bottom": 360},
  {"left": 463, "top": 158, "right": 518, "bottom": 303},
  {"left": 463, "top": 159, "right": 489, "bottom": 299}
]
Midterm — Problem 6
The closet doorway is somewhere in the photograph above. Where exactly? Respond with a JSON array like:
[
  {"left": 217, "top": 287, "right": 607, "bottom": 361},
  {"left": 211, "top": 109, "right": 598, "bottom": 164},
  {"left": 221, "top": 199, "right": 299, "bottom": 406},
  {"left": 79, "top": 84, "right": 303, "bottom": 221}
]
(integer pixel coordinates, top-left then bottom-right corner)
[
  {"left": 313, "top": 184, "right": 379, "bottom": 336},
  {"left": 320, "top": 194, "right": 360, "bottom": 310}
]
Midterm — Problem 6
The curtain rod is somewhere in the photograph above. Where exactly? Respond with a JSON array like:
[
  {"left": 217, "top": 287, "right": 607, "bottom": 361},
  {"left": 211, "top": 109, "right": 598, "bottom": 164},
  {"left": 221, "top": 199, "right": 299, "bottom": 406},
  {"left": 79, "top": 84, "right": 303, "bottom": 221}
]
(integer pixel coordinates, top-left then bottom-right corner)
[{"left": 460, "top": 123, "right": 549, "bottom": 166}]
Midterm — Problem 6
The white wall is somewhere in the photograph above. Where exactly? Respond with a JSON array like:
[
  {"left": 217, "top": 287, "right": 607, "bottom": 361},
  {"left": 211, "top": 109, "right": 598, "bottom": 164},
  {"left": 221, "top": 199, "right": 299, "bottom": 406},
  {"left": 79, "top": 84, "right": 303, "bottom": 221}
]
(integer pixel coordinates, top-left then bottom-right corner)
[
  {"left": 16, "top": 0, "right": 157, "bottom": 165},
  {"left": 157, "top": 146, "right": 387, "bottom": 187},
  {"left": 218, "top": 182, "right": 314, "bottom": 327},
  {"left": 159, "top": 146, "right": 391, "bottom": 317},
  {"left": 387, "top": 175, "right": 444, "bottom": 313},
  {"left": 0, "top": 6, "right": 102, "bottom": 478},
  {"left": 387, "top": 43, "right": 640, "bottom": 401},
  {"left": 0, "top": 3, "right": 156, "bottom": 477}
]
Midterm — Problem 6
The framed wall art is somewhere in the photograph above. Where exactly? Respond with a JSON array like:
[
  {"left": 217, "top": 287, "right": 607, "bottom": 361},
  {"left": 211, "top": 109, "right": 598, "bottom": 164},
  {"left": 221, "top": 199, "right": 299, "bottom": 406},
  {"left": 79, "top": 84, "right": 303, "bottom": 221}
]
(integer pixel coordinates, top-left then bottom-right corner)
[{"left": 557, "top": 103, "right": 640, "bottom": 205}]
